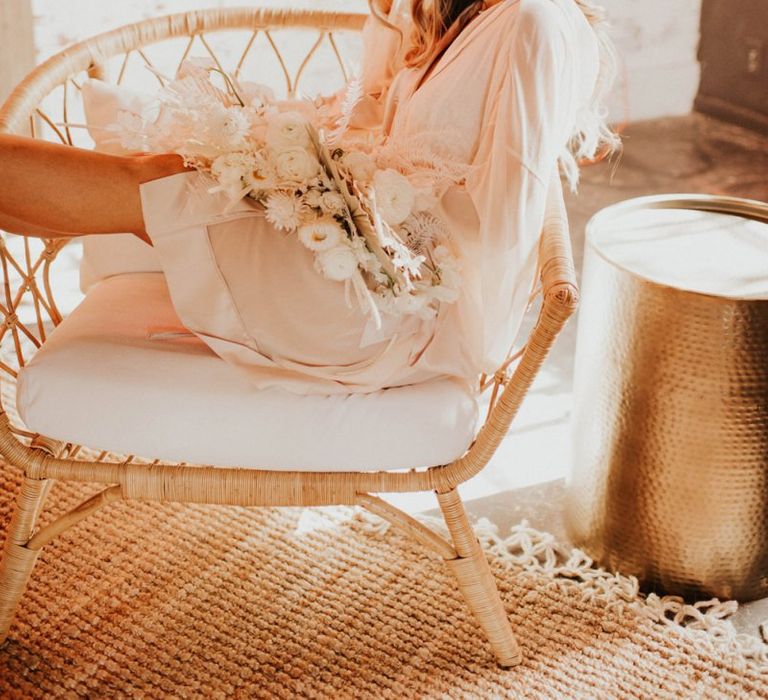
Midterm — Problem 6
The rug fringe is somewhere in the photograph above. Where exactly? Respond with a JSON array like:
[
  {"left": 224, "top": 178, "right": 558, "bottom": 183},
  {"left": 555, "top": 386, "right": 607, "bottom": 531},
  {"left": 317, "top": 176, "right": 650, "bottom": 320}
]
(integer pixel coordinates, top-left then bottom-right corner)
[
  {"left": 348, "top": 509, "right": 768, "bottom": 672},
  {"left": 462, "top": 517, "right": 768, "bottom": 671}
]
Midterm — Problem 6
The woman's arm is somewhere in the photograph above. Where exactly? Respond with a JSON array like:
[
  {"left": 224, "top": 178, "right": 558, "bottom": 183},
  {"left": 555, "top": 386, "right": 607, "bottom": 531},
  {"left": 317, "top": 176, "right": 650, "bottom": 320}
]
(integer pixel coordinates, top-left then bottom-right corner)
[
  {"left": 0, "top": 210, "right": 72, "bottom": 238},
  {"left": 0, "top": 134, "right": 187, "bottom": 241}
]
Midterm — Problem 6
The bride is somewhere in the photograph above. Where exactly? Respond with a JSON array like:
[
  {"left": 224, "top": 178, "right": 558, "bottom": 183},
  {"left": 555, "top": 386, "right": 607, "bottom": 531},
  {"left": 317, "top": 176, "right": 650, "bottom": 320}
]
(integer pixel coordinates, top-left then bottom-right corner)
[{"left": 0, "top": 0, "right": 617, "bottom": 394}]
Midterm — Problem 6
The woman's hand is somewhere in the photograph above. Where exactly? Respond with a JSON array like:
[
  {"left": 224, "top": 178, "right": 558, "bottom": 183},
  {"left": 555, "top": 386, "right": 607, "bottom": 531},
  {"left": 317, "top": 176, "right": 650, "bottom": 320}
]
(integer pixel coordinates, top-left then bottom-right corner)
[{"left": 0, "top": 134, "right": 187, "bottom": 239}]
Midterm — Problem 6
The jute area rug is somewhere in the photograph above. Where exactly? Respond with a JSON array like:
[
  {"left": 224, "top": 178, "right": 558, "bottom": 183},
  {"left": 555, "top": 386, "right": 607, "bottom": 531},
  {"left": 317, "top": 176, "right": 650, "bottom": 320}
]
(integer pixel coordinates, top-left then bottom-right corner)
[{"left": 1, "top": 469, "right": 766, "bottom": 699}]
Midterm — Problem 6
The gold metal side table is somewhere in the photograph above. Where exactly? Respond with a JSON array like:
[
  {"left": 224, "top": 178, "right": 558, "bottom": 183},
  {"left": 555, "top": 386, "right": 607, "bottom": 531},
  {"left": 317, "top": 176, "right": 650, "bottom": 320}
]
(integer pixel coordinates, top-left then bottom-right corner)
[{"left": 565, "top": 194, "right": 768, "bottom": 601}]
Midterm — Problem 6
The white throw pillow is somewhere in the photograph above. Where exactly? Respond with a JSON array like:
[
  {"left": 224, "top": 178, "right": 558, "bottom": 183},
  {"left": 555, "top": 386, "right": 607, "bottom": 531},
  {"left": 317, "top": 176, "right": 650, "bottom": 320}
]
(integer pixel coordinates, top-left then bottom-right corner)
[
  {"left": 81, "top": 78, "right": 154, "bottom": 155},
  {"left": 79, "top": 79, "right": 163, "bottom": 291}
]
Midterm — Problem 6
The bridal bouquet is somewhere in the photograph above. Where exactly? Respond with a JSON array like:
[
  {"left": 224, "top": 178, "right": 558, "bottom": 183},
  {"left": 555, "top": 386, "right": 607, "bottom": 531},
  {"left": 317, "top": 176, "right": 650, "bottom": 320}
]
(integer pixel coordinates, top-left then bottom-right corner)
[{"left": 114, "top": 59, "right": 463, "bottom": 324}]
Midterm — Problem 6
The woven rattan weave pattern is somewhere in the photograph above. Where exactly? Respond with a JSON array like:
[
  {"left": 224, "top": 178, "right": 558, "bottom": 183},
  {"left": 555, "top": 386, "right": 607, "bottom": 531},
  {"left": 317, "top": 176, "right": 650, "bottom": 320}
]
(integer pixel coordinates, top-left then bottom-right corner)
[
  {"left": 1, "top": 471, "right": 766, "bottom": 698},
  {"left": 0, "top": 8, "right": 578, "bottom": 667}
]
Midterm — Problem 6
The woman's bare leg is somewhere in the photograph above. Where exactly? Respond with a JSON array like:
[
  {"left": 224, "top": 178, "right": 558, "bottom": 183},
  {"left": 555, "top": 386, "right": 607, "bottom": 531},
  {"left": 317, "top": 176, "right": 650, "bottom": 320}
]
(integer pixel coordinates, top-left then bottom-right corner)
[{"left": 0, "top": 134, "right": 187, "bottom": 240}]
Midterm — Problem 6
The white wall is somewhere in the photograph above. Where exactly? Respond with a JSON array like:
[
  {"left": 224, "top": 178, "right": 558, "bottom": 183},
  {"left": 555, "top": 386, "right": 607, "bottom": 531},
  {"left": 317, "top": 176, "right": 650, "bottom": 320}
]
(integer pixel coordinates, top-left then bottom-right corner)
[
  {"left": 31, "top": 0, "right": 366, "bottom": 61},
  {"left": 0, "top": 0, "right": 35, "bottom": 105},
  {"left": 602, "top": 0, "right": 703, "bottom": 122},
  {"left": 28, "top": 0, "right": 702, "bottom": 122}
]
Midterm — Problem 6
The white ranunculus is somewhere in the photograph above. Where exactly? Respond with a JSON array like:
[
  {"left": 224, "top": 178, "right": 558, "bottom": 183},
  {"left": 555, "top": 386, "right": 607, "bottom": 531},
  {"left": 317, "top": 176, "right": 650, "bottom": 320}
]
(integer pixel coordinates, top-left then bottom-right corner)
[
  {"left": 321, "top": 191, "right": 347, "bottom": 216},
  {"left": 274, "top": 147, "right": 320, "bottom": 187},
  {"left": 298, "top": 217, "right": 344, "bottom": 252},
  {"left": 373, "top": 169, "right": 416, "bottom": 226},
  {"left": 316, "top": 244, "right": 359, "bottom": 281},
  {"left": 342, "top": 151, "right": 376, "bottom": 184},
  {"left": 266, "top": 111, "right": 312, "bottom": 150}
]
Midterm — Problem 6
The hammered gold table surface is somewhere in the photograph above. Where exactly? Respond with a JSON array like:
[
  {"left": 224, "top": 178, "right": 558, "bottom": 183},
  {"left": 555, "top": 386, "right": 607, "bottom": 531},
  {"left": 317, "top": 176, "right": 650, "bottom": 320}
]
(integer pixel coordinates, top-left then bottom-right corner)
[{"left": 565, "top": 195, "right": 768, "bottom": 601}]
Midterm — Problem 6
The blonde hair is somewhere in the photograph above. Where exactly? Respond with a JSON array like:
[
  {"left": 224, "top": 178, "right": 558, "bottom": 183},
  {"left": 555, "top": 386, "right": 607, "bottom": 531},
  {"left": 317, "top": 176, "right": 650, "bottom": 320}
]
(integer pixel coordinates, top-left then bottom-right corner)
[
  {"left": 561, "top": 0, "right": 621, "bottom": 188},
  {"left": 368, "top": 0, "right": 620, "bottom": 187},
  {"left": 404, "top": 1, "right": 485, "bottom": 67}
]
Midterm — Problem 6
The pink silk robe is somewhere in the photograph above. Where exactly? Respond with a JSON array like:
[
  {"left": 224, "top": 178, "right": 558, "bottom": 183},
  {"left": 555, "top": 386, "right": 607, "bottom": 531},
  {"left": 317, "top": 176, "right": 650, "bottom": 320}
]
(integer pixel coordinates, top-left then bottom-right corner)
[{"left": 139, "top": 0, "right": 600, "bottom": 394}]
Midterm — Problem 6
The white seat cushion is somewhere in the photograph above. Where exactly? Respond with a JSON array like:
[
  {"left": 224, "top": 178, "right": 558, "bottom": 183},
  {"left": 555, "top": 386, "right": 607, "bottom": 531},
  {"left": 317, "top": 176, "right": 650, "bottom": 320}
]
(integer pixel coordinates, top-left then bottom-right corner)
[
  {"left": 17, "top": 274, "right": 479, "bottom": 471},
  {"left": 79, "top": 233, "right": 162, "bottom": 292}
]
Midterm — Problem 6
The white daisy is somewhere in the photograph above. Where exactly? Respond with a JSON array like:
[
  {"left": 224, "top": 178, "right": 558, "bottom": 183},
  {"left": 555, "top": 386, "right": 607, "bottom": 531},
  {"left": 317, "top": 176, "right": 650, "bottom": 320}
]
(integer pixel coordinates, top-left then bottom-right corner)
[
  {"left": 208, "top": 105, "right": 251, "bottom": 150},
  {"left": 298, "top": 217, "right": 344, "bottom": 252},
  {"left": 265, "top": 192, "right": 307, "bottom": 232}
]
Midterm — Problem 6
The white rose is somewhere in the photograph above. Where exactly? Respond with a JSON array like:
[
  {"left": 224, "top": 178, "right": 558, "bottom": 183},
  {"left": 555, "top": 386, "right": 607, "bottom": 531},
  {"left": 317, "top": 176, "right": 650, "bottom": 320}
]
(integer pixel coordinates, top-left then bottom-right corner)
[
  {"left": 342, "top": 151, "right": 376, "bottom": 183},
  {"left": 373, "top": 169, "right": 416, "bottom": 226},
  {"left": 266, "top": 111, "right": 312, "bottom": 149},
  {"left": 298, "top": 217, "right": 343, "bottom": 252},
  {"left": 274, "top": 147, "right": 320, "bottom": 187},
  {"left": 316, "top": 244, "right": 359, "bottom": 281}
]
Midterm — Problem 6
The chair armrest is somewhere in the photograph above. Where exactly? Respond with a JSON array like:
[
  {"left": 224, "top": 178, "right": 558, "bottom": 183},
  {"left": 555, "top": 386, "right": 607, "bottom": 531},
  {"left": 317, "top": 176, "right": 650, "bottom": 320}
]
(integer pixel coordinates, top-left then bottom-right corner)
[
  {"left": 432, "top": 176, "right": 580, "bottom": 491},
  {"left": 540, "top": 173, "right": 579, "bottom": 314}
]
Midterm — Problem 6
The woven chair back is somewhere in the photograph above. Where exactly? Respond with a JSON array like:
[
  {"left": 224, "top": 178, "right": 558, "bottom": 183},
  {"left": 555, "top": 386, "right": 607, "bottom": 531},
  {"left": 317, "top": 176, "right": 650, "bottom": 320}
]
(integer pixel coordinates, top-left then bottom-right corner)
[{"left": 0, "top": 9, "right": 367, "bottom": 442}]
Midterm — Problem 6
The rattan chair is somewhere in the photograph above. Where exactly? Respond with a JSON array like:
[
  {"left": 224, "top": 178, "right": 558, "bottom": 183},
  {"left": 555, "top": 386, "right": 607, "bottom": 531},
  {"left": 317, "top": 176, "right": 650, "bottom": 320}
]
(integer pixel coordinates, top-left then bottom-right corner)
[{"left": 0, "top": 8, "right": 578, "bottom": 668}]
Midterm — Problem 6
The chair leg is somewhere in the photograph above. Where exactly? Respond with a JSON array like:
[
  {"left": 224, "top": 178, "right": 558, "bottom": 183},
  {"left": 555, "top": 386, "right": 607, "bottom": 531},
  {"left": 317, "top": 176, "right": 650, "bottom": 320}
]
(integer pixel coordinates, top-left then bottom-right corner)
[
  {"left": 437, "top": 488, "right": 522, "bottom": 667},
  {"left": 0, "top": 476, "right": 51, "bottom": 644}
]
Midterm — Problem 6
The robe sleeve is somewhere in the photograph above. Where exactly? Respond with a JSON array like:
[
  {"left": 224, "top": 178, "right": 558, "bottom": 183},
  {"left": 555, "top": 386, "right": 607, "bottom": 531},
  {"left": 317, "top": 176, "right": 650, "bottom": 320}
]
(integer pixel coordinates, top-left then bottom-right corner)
[
  {"left": 360, "top": 0, "right": 411, "bottom": 98},
  {"left": 464, "top": 1, "right": 585, "bottom": 372},
  {"left": 346, "top": 0, "right": 412, "bottom": 131}
]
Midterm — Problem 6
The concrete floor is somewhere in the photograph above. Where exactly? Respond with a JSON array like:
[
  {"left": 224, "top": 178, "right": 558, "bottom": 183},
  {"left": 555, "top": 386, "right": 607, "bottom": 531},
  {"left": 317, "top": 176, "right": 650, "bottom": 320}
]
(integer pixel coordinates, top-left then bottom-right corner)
[{"left": 400, "top": 113, "right": 768, "bottom": 638}]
